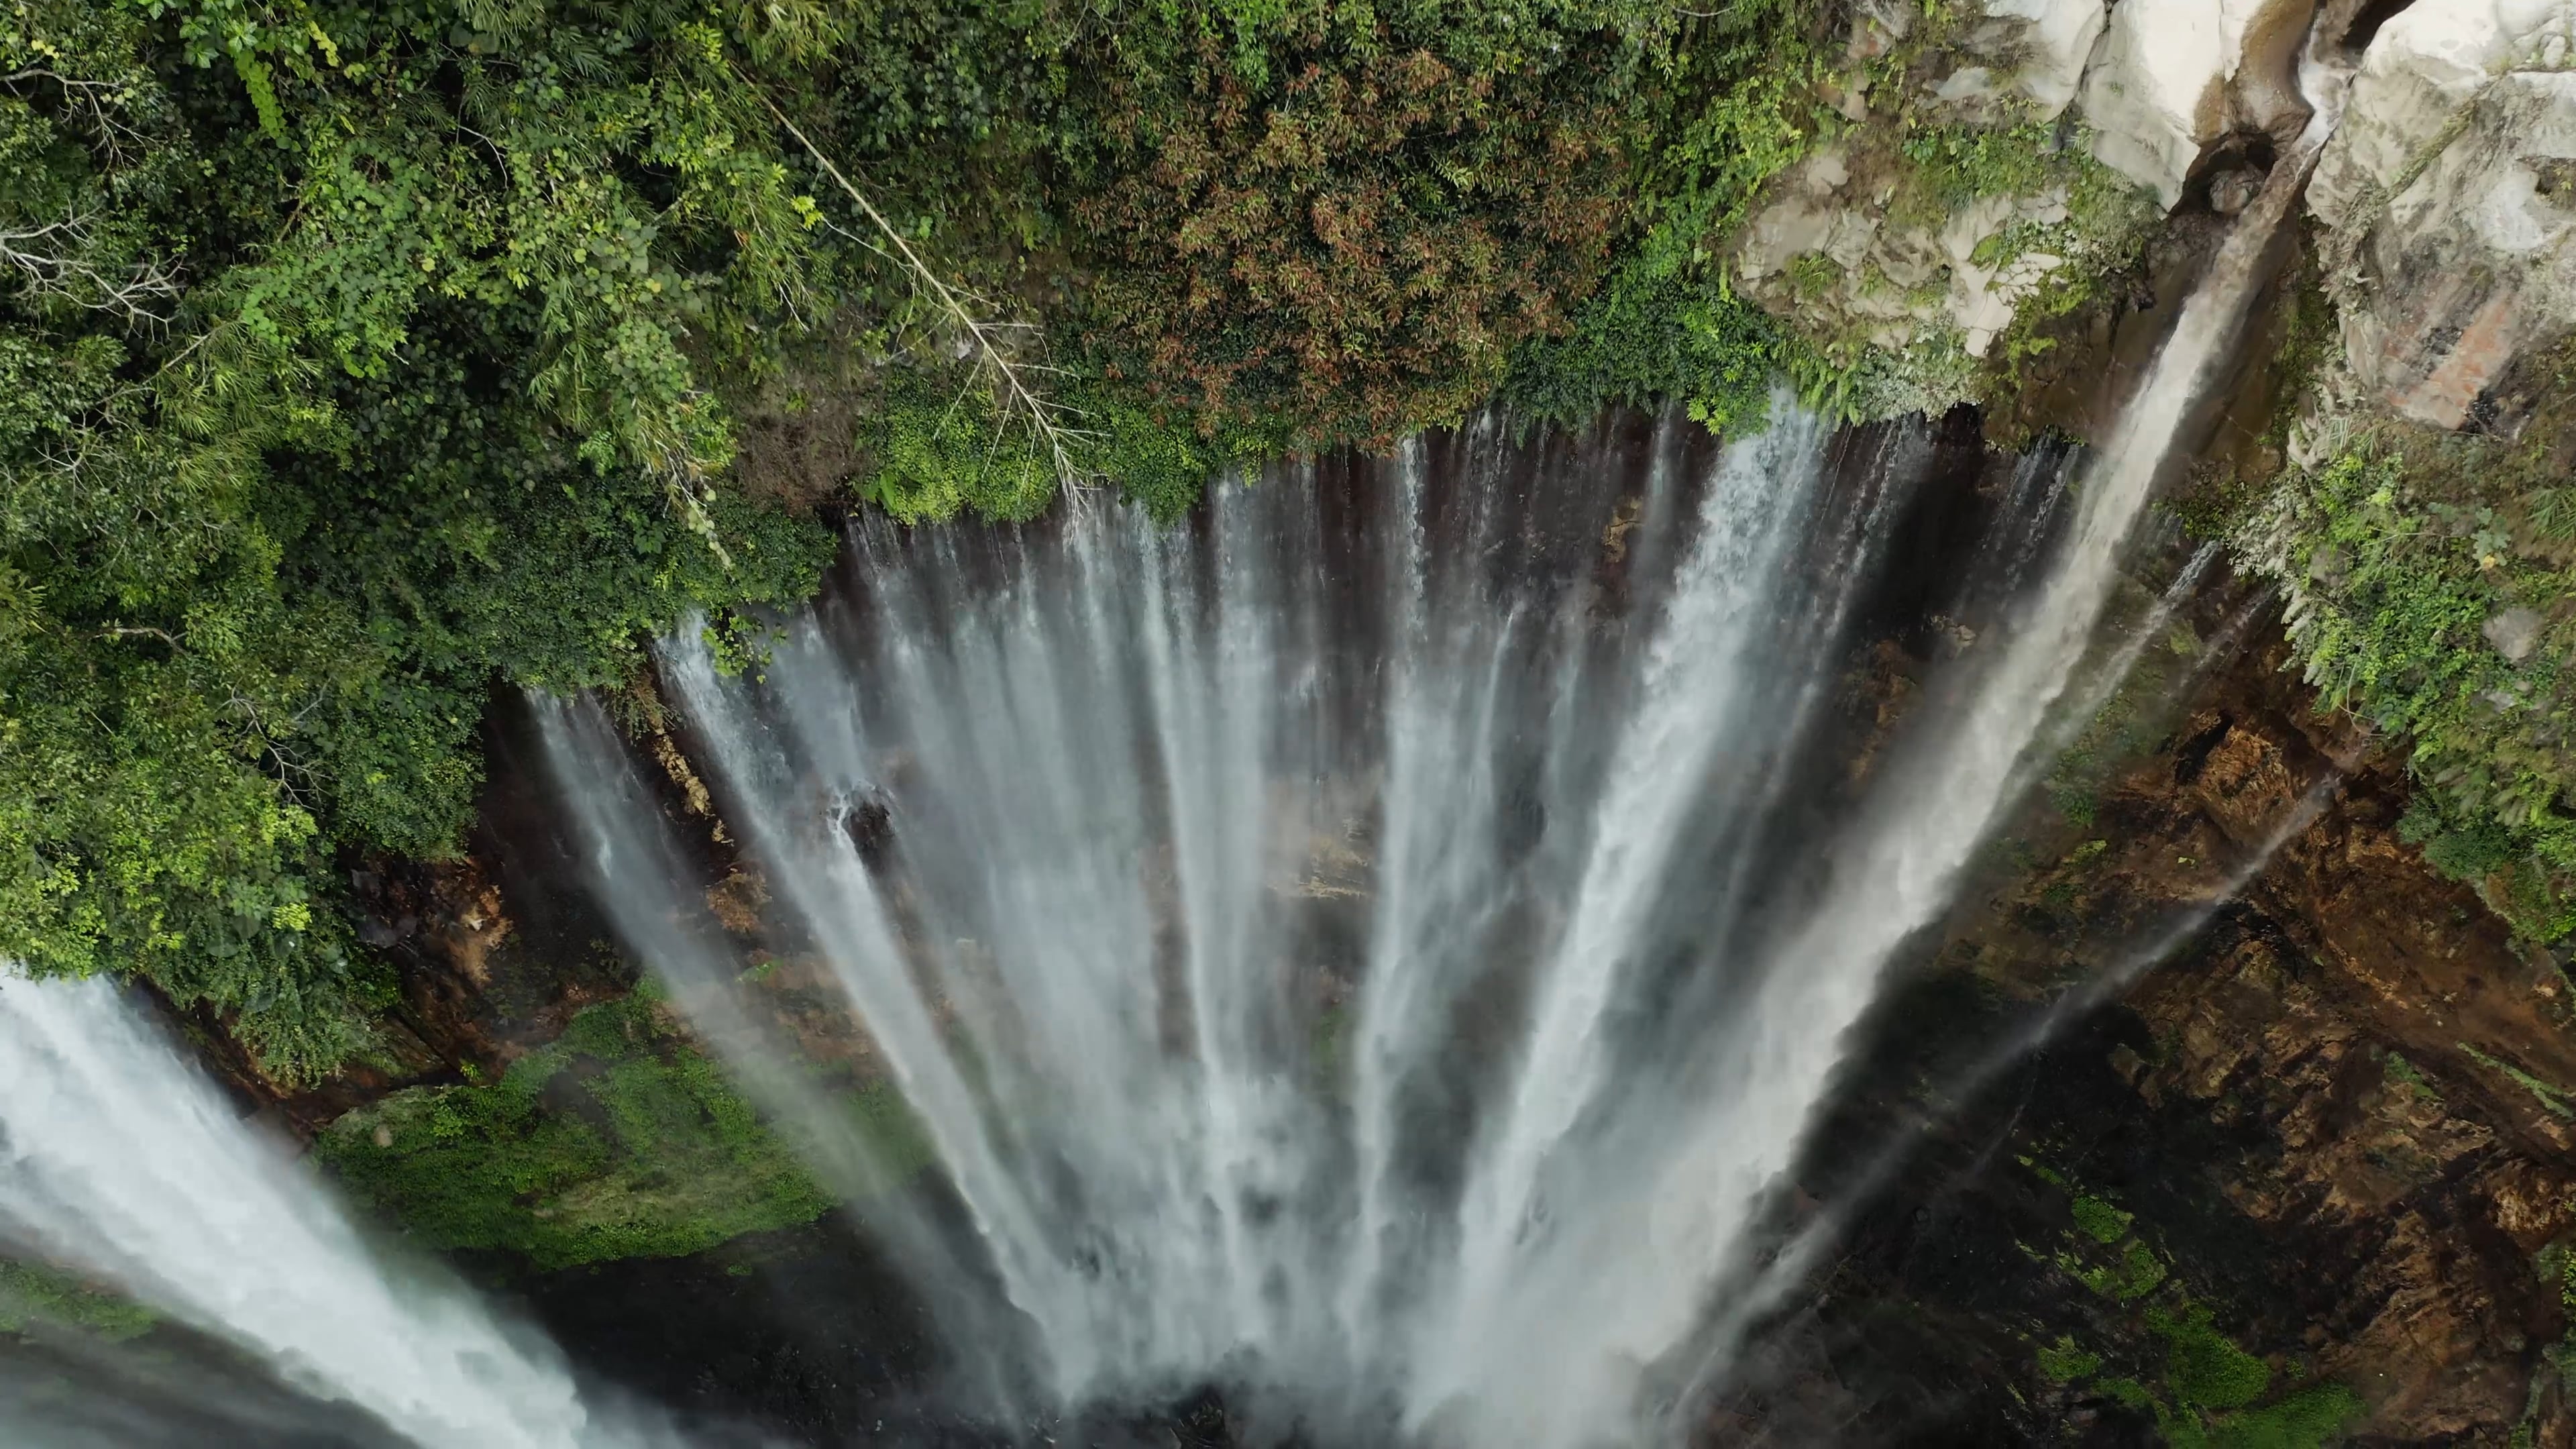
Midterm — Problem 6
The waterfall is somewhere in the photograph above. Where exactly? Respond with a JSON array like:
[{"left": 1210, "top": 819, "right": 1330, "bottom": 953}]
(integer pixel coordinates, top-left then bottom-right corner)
[
  {"left": 530, "top": 72, "right": 2337, "bottom": 1441},
  {"left": 531, "top": 407, "right": 1917, "bottom": 1442},
  {"left": 0, "top": 973, "right": 639, "bottom": 1449}
]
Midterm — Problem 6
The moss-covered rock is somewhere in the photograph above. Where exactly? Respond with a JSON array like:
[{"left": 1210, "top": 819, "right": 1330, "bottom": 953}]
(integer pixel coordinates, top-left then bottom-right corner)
[
  {"left": 316, "top": 990, "right": 932, "bottom": 1271},
  {"left": 0, "top": 1258, "right": 156, "bottom": 1343}
]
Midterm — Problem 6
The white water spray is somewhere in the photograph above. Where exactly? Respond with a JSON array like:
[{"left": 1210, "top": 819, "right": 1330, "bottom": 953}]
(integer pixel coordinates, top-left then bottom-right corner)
[
  {"left": 0, "top": 973, "right": 631, "bottom": 1449},
  {"left": 533, "top": 70, "right": 2341, "bottom": 1440}
]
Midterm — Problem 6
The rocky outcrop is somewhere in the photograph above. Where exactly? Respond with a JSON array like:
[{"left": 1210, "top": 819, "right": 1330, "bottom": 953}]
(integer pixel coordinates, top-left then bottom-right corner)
[
  {"left": 1727, "top": 0, "right": 2318, "bottom": 368},
  {"left": 2308, "top": 0, "right": 2576, "bottom": 428},
  {"left": 1926, "top": 0, "right": 2109, "bottom": 117},
  {"left": 1706, "top": 584, "right": 2576, "bottom": 1446},
  {"left": 2078, "top": 0, "right": 2321, "bottom": 208},
  {"left": 1733, "top": 145, "right": 2106, "bottom": 360}
]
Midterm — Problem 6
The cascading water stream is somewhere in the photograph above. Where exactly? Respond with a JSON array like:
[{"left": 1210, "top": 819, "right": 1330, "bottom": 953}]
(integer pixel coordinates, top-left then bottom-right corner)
[
  {"left": 529, "top": 55, "right": 2349, "bottom": 1448},
  {"left": 0, "top": 973, "right": 643, "bottom": 1449},
  {"left": 539, "top": 408, "right": 1939, "bottom": 1444}
]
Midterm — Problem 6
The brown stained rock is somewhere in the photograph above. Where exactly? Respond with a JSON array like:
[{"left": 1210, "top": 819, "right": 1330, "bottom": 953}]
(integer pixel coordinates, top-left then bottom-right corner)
[
  {"left": 423, "top": 857, "right": 513, "bottom": 989},
  {"left": 706, "top": 869, "right": 771, "bottom": 935},
  {"left": 2485, "top": 1157, "right": 2575, "bottom": 1252},
  {"left": 1843, "top": 639, "right": 1923, "bottom": 788},
  {"left": 2320, "top": 1207, "right": 2526, "bottom": 1435},
  {"left": 2104, "top": 644, "right": 2576, "bottom": 1438},
  {"left": 2184, "top": 720, "right": 2301, "bottom": 845},
  {"left": 1897, "top": 604, "right": 2576, "bottom": 1443}
]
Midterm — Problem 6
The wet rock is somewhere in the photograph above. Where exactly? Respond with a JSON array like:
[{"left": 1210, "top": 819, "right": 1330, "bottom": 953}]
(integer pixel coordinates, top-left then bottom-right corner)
[
  {"left": 839, "top": 792, "right": 896, "bottom": 867},
  {"left": 2206, "top": 164, "right": 2265, "bottom": 214},
  {"left": 2074, "top": 0, "right": 2319, "bottom": 209},
  {"left": 1743, "top": 619, "right": 2576, "bottom": 1446}
]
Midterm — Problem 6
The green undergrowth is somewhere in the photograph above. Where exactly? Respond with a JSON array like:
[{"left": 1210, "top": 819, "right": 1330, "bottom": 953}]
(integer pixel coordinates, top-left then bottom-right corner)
[
  {"left": 317, "top": 989, "right": 930, "bottom": 1271},
  {"left": 0, "top": 1258, "right": 156, "bottom": 1343},
  {"left": 1630, "top": 0, "right": 2159, "bottom": 415},
  {"left": 2020, "top": 1160, "right": 2361, "bottom": 1448},
  {"left": 1921, "top": 117, "right": 2159, "bottom": 380},
  {"left": 860, "top": 368, "right": 1279, "bottom": 525},
  {"left": 2242, "top": 352, "right": 2576, "bottom": 939}
]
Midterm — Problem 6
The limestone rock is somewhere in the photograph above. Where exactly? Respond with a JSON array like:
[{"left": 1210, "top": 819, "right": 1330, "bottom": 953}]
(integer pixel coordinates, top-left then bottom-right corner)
[
  {"left": 2483, "top": 606, "right": 2544, "bottom": 661},
  {"left": 2308, "top": 0, "right": 2576, "bottom": 427},
  {"left": 2076, "top": 0, "right": 2320, "bottom": 207},
  {"left": 1956, "top": 0, "right": 2112, "bottom": 117},
  {"left": 1734, "top": 146, "right": 2084, "bottom": 358}
]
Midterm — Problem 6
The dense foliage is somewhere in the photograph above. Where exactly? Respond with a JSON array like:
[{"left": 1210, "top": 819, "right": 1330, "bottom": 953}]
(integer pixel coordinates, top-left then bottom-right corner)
[
  {"left": 1063, "top": 8, "right": 1653, "bottom": 445},
  {"left": 0, "top": 0, "right": 857, "bottom": 1074},
  {"left": 2247, "top": 363, "right": 2576, "bottom": 941}
]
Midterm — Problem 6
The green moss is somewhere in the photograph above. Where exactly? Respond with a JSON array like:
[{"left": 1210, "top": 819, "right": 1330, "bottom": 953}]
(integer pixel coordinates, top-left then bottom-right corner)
[
  {"left": 2458, "top": 1043, "right": 2576, "bottom": 1120},
  {"left": 2026, "top": 1163, "right": 2356, "bottom": 1447},
  {"left": 2380, "top": 1051, "right": 2438, "bottom": 1100},
  {"left": 2102, "top": 1376, "right": 2158, "bottom": 1411},
  {"left": 2071, "top": 1194, "right": 2135, "bottom": 1245},
  {"left": 2036, "top": 1335, "right": 2102, "bottom": 1383},
  {"left": 2065, "top": 1234, "right": 2169, "bottom": 1302},
  {"left": 2213, "top": 1382, "right": 2363, "bottom": 1449},
  {"left": 0, "top": 1259, "right": 156, "bottom": 1343},
  {"left": 315, "top": 992, "right": 924, "bottom": 1270},
  {"left": 2151, "top": 1303, "right": 2272, "bottom": 1411}
]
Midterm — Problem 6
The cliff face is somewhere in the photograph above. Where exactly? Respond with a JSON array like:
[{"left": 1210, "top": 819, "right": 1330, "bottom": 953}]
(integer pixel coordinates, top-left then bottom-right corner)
[
  {"left": 2307, "top": 0, "right": 2576, "bottom": 431},
  {"left": 1698, "top": 9, "right": 2576, "bottom": 1422},
  {"left": 1719, "top": 609, "right": 2576, "bottom": 1445}
]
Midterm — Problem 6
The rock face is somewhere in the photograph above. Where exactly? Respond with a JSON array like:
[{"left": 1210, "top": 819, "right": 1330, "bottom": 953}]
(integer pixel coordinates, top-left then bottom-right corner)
[
  {"left": 2309, "top": 0, "right": 2576, "bottom": 427},
  {"left": 1945, "top": 0, "right": 2111, "bottom": 116},
  {"left": 1707, "top": 592, "right": 2576, "bottom": 1446},
  {"left": 2078, "top": 0, "right": 2321, "bottom": 207},
  {"left": 1731, "top": 0, "right": 2169, "bottom": 364},
  {"left": 1728, "top": 0, "right": 2321, "bottom": 367},
  {"left": 1733, "top": 145, "right": 2092, "bottom": 359}
]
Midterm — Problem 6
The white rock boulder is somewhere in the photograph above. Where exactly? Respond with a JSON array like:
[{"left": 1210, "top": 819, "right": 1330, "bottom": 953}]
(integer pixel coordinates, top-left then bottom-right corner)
[
  {"left": 2309, "top": 0, "right": 2576, "bottom": 427},
  {"left": 2076, "top": 0, "right": 2321, "bottom": 207}
]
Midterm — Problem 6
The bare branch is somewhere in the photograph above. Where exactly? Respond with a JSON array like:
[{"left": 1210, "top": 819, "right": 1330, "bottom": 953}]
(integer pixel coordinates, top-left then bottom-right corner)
[
  {"left": 0, "top": 212, "right": 181, "bottom": 325},
  {"left": 743, "top": 77, "right": 1097, "bottom": 496},
  {"left": 223, "top": 690, "right": 329, "bottom": 812},
  {"left": 1, "top": 68, "right": 150, "bottom": 164}
]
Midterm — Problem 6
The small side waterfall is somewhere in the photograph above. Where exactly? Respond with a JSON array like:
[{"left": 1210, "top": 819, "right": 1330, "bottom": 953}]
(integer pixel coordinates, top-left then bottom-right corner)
[{"left": 0, "top": 974, "right": 635, "bottom": 1449}]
